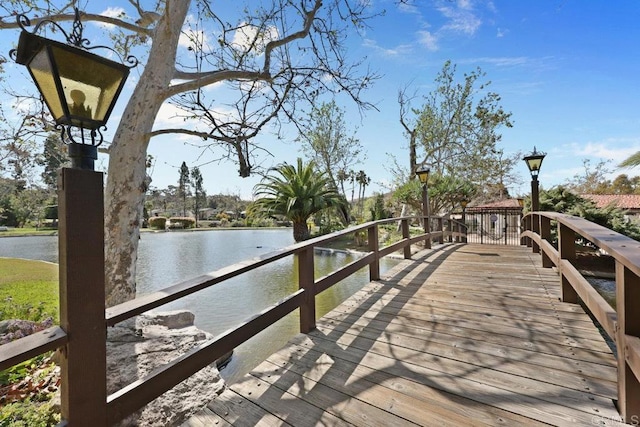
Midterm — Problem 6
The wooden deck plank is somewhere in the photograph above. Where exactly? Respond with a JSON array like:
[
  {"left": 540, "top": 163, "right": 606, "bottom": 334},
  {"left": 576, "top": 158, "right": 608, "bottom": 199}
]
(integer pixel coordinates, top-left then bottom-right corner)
[
  {"left": 319, "top": 308, "right": 617, "bottom": 382},
  {"left": 185, "top": 244, "right": 626, "bottom": 427},
  {"left": 262, "top": 341, "right": 549, "bottom": 427}
]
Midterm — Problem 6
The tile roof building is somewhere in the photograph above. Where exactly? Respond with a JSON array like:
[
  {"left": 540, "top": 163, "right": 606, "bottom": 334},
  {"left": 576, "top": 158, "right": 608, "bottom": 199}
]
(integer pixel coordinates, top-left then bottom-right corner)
[{"left": 581, "top": 194, "right": 640, "bottom": 222}]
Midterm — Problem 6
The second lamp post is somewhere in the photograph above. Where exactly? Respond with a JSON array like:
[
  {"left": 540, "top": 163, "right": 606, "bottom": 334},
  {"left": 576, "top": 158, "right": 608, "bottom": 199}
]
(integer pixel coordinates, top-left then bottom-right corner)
[{"left": 416, "top": 166, "right": 431, "bottom": 248}]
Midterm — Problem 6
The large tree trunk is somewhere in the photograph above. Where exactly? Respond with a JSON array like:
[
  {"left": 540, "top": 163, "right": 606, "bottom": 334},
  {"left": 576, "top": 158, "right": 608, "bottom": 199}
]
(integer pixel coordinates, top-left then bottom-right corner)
[
  {"left": 104, "top": 1, "right": 190, "bottom": 307},
  {"left": 293, "top": 221, "right": 310, "bottom": 242}
]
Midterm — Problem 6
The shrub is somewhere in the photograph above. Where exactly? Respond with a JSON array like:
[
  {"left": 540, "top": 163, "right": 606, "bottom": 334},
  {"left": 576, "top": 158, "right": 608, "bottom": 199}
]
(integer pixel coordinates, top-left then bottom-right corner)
[
  {"left": 148, "top": 216, "right": 167, "bottom": 230},
  {"left": 168, "top": 217, "right": 195, "bottom": 229},
  {"left": 0, "top": 398, "right": 60, "bottom": 427}
]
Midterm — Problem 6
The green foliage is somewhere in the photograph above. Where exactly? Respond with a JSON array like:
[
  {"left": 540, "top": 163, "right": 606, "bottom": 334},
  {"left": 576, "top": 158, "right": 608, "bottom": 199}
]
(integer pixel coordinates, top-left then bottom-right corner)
[
  {"left": 564, "top": 159, "right": 612, "bottom": 194},
  {"left": 0, "top": 299, "right": 49, "bottom": 323},
  {"left": 403, "top": 60, "right": 514, "bottom": 195},
  {"left": 168, "top": 217, "right": 195, "bottom": 229},
  {"left": 0, "top": 259, "right": 60, "bottom": 426},
  {"left": 0, "top": 398, "right": 60, "bottom": 427},
  {"left": 36, "top": 134, "right": 68, "bottom": 190},
  {"left": 148, "top": 216, "right": 167, "bottom": 230},
  {"left": 539, "top": 186, "right": 640, "bottom": 241},
  {"left": 620, "top": 151, "right": 640, "bottom": 168},
  {"left": 0, "top": 259, "right": 58, "bottom": 322},
  {"left": 370, "top": 193, "right": 391, "bottom": 221},
  {"left": 393, "top": 173, "right": 477, "bottom": 216},
  {"left": 178, "top": 162, "right": 190, "bottom": 217},
  {"left": 251, "top": 158, "right": 346, "bottom": 241},
  {"left": 0, "top": 354, "right": 48, "bottom": 386},
  {"left": 298, "top": 100, "right": 363, "bottom": 193}
]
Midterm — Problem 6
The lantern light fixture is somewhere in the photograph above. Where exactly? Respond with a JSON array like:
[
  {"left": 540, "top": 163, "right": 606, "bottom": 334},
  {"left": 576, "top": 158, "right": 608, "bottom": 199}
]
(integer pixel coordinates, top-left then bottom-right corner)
[
  {"left": 523, "top": 147, "right": 546, "bottom": 180},
  {"left": 10, "top": 8, "right": 137, "bottom": 169},
  {"left": 415, "top": 166, "right": 430, "bottom": 184}
]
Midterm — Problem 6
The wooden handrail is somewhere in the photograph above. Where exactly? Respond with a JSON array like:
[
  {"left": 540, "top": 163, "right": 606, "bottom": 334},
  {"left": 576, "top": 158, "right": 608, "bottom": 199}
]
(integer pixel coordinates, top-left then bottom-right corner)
[
  {"left": 0, "top": 214, "right": 467, "bottom": 425},
  {"left": 523, "top": 211, "right": 640, "bottom": 422},
  {"left": 0, "top": 326, "right": 67, "bottom": 371}
]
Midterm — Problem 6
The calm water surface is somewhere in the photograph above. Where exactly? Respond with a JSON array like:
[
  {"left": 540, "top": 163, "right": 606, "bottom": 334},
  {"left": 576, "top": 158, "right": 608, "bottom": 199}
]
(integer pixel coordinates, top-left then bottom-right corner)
[{"left": 0, "top": 229, "right": 398, "bottom": 383}]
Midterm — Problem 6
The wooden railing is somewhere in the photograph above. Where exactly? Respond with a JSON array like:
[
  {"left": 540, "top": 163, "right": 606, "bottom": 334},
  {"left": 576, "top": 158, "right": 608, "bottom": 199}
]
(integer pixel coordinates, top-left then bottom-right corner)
[
  {"left": 0, "top": 204, "right": 466, "bottom": 425},
  {"left": 522, "top": 211, "right": 640, "bottom": 423}
]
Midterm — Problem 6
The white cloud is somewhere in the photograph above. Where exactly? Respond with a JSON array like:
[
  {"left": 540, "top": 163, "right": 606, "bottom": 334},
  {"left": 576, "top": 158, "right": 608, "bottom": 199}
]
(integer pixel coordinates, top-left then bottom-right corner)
[
  {"left": 153, "top": 102, "right": 237, "bottom": 138},
  {"left": 179, "top": 28, "right": 209, "bottom": 50},
  {"left": 97, "top": 7, "right": 126, "bottom": 30},
  {"left": 578, "top": 140, "right": 639, "bottom": 162},
  {"left": 460, "top": 56, "right": 531, "bottom": 67},
  {"left": 417, "top": 30, "right": 439, "bottom": 51},
  {"left": 398, "top": 2, "right": 420, "bottom": 15},
  {"left": 231, "top": 22, "right": 279, "bottom": 54},
  {"left": 362, "top": 38, "right": 414, "bottom": 56},
  {"left": 497, "top": 27, "right": 508, "bottom": 38},
  {"left": 437, "top": 2, "right": 482, "bottom": 35}
]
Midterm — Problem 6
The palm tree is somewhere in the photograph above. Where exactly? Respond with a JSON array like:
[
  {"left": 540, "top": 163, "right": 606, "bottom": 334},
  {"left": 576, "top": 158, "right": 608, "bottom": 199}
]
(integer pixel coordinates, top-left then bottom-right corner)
[
  {"left": 251, "top": 158, "right": 346, "bottom": 242},
  {"left": 620, "top": 151, "right": 640, "bottom": 168}
]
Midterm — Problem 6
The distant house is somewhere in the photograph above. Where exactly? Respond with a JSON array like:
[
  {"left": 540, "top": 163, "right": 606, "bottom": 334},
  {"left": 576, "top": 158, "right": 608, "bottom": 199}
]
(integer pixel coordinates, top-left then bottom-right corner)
[{"left": 581, "top": 194, "right": 640, "bottom": 222}]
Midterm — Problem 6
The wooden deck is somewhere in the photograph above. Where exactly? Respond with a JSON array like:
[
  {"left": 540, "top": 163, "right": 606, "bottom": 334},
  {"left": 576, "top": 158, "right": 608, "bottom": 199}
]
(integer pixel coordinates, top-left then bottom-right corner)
[{"left": 184, "top": 244, "right": 626, "bottom": 426}]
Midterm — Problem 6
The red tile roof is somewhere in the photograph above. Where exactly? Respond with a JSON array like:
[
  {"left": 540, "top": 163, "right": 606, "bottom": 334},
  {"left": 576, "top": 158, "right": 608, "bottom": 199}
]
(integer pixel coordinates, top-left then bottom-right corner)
[{"left": 581, "top": 194, "right": 640, "bottom": 210}]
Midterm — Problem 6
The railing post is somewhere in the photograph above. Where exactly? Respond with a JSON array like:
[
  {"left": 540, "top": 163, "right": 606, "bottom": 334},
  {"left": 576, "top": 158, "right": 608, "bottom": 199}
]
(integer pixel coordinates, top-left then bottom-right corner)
[
  {"left": 58, "top": 168, "right": 107, "bottom": 426},
  {"left": 532, "top": 213, "right": 540, "bottom": 253},
  {"left": 558, "top": 223, "right": 578, "bottom": 303},
  {"left": 425, "top": 216, "right": 431, "bottom": 250},
  {"left": 616, "top": 262, "right": 640, "bottom": 422},
  {"left": 540, "top": 216, "right": 553, "bottom": 268},
  {"left": 522, "top": 215, "right": 531, "bottom": 247},
  {"left": 438, "top": 217, "right": 444, "bottom": 244},
  {"left": 401, "top": 218, "right": 411, "bottom": 259},
  {"left": 298, "top": 247, "right": 316, "bottom": 333},
  {"left": 453, "top": 220, "right": 459, "bottom": 243},
  {"left": 368, "top": 225, "right": 380, "bottom": 281},
  {"left": 462, "top": 223, "right": 468, "bottom": 243}
]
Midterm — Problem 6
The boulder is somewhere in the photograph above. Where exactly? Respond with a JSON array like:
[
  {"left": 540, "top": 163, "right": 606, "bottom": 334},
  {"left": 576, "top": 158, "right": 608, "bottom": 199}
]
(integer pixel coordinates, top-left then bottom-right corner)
[{"left": 107, "top": 310, "right": 226, "bottom": 426}]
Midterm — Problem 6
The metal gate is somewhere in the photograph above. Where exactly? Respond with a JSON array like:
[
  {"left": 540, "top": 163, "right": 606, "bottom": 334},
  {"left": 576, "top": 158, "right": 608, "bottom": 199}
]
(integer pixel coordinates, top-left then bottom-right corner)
[{"left": 464, "top": 208, "right": 522, "bottom": 245}]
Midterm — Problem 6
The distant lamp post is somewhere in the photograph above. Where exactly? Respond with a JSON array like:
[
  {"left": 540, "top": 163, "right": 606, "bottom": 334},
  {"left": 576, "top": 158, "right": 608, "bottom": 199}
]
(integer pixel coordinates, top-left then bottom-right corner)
[
  {"left": 9, "top": 9, "right": 137, "bottom": 425},
  {"left": 10, "top": 9, "right": 136, "bottom": 170},
  {"left": 415, "top": 166, "right": 431, "bottom": 248},
  {"left": 523, "top": 147, "right": 546, "bottom": 254},
  {"left": 523, "top": 147, "right": 546, "bottom": 212}
]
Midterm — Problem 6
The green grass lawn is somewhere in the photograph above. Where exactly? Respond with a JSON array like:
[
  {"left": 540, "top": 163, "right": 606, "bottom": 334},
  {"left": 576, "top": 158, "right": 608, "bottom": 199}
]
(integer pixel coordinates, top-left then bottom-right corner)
[
  {"left": 0, "top": 227, "right": 58, "bottom": 237},
  {"left": 0, "top": 258, "right": 59, "bottom": 322}
]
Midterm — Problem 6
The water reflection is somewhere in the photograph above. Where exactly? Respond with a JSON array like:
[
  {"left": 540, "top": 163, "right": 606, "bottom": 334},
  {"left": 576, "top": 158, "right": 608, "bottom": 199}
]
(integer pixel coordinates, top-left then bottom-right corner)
[{"left": 0, "top": 229, "right": 399, "bottom": 383}]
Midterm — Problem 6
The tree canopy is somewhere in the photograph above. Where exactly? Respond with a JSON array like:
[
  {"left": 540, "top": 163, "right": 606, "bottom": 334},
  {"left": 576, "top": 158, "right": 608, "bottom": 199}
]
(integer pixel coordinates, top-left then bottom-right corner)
[
  {"left": 0, "top": 1, "right": 381, "bottom": 305},
  {"left": 250, "top": 158, "right": 345, "bottom": 242},
  {"left": 396, "top": 61, "right": 515, "bottom": 215}
]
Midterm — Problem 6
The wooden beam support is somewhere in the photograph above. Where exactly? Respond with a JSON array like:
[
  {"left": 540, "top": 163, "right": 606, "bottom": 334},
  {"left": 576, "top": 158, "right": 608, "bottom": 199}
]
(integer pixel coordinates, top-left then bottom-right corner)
[
  {"left": 58, "top": 168, "right": 107, "bottom": 426},
  {"left": 368, "top": 225, "right": 380, "bottom": 281},
  {"left": 558, "top": 222, "right": 578, "bottom": 304},
  {"left": 540, "top": 216, "right": 553, "bottom": 268},
  {"left": 298, "top": 247, "right": 316, "bottom": 333},
  {"left": 617, "top": 262, "right": 640, "bottom": 423},
  {"left": 401, "top": 219, "right": 411, "bottom": 259}
]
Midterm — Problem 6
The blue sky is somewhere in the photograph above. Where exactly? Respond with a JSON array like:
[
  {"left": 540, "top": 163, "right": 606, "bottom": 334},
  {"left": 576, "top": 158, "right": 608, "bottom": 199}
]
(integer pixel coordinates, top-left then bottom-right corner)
[{"left": 3, "top": 1, "right": 640, "bottom": 200}]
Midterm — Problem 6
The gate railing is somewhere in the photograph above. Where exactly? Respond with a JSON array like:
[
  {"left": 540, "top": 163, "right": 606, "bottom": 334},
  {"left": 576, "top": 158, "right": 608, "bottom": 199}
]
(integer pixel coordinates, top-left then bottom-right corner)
[{"left": 522, "top": 211, "right": 640, "bottom": 423}]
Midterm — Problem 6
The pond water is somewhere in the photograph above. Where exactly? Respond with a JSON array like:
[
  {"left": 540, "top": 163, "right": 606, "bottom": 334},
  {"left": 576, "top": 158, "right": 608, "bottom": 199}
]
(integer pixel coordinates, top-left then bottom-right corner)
[{"left": 0, "top": 229, "right": 399, "bottom": 383}]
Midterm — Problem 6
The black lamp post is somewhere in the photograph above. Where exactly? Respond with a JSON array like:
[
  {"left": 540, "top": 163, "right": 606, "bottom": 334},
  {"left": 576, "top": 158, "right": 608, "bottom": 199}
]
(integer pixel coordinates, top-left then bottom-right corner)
[
  {"left": 416, "top": 166, "right": 430, "bottom": 248},
  {"left": 523, "top": 147, "right": 546, "bottom": 213},
  {"left": 523, "top": 147, "right": 546, "bottom": 254},
  {"left": 10, "top": 9, "right": 136, "bottom": 170},
  {"left": 10, "top": 9, "right": 136, "bottom": 425}
]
